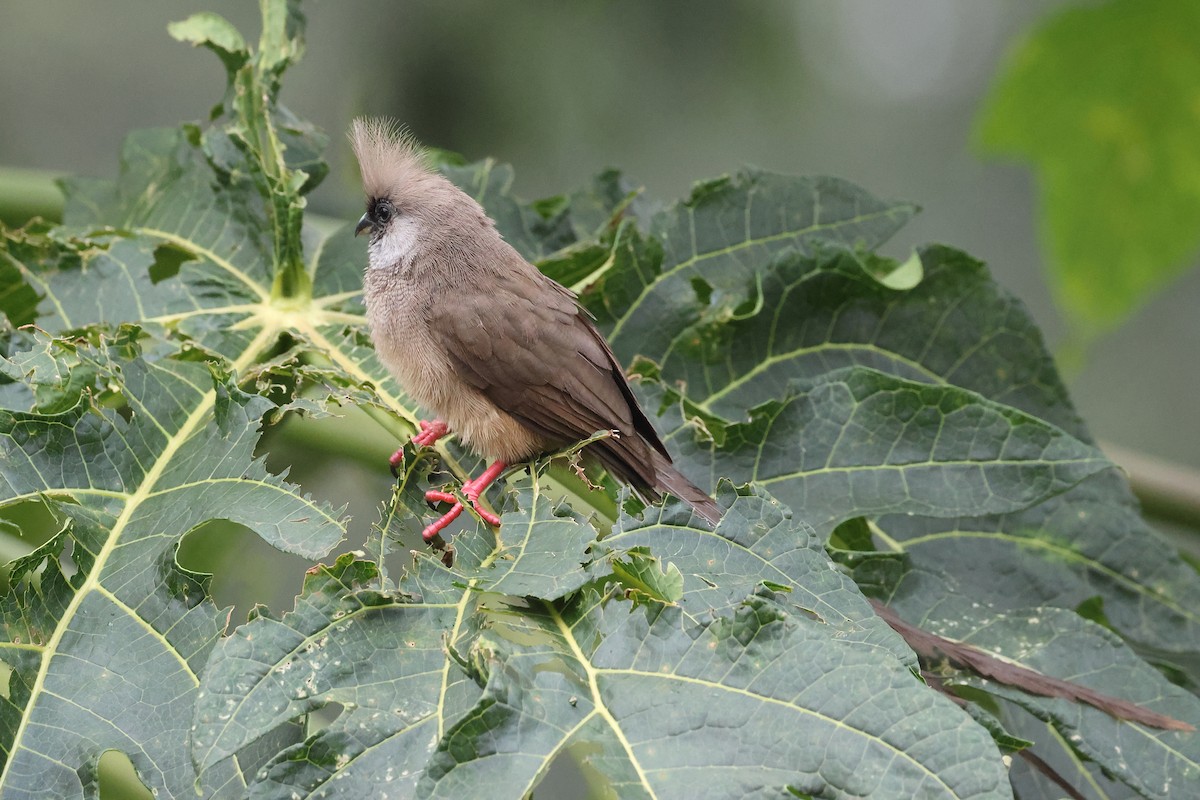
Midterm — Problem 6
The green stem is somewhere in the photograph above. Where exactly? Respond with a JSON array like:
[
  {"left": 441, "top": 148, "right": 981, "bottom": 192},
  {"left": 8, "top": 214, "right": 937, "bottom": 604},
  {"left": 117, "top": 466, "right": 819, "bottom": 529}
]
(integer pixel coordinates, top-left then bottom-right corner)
[
  {"left": 1101, "top": 440, "right": 1200, "bottom": 552},
  {"left": 0, "top": 166, "right": 66, "bottom": 226}
]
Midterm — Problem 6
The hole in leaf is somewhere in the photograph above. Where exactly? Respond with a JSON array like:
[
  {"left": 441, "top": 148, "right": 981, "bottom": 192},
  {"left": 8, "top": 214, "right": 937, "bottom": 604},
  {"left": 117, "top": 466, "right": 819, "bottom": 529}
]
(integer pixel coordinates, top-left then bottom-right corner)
[
  {"left": 730, "top": 272, "right": 764, "bottom": 320},
  {"left": 533, "top": 742, "right": 594, "bottom": 799},
  {"left": 0, "top": 264, "right": 39, "bottom": 327},
  {"left": 0, "top": 499, "right": 63, "bottom": 594},
  {"left": 149, "top": 242, "right": 195, "bottom": 285},
  {"left": 828, "top": 517, "right": 874, "bottom": 552},
  {"left": 0, "top": 498, "right": 58, "bottom": 549},
  {"left": 111, "top": 402, "right": 133, "bottom": 425},
  {"left": 177, "top": 520, "right": 310, "bottom": 627},
  {"left": 97, "top": 750, "right": 152, "bottom": 800},
  {"left": 93, "top": 376, "right": 132, "bottom": 423},
  {"left": 306, "top": 700, "right": 344, "bottom": 738},
  {"left": 690, "top": 275, "right": 713, "bottom": 306},
  {"left": 1074, "top": 595, "right": 1114, "bottom": 630},
  {"left": 59, "top": 533, "right": 78, "bottom": 580}
]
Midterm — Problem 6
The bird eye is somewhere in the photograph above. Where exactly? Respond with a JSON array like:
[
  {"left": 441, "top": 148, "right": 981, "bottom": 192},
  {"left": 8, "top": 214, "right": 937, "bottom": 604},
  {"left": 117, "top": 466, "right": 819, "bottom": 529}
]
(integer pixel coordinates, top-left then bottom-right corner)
[{"left": 374, "top": 200, "right": 394, "bottom": 224}]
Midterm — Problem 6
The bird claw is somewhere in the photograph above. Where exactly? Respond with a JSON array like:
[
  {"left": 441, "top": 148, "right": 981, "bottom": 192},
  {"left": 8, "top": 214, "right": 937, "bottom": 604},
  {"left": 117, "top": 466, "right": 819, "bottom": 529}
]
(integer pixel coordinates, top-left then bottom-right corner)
[
  {"left": 422, "top": 494, "right": 501, "bottom": 536},
  {"left": 424, "top": 489, "right": 457, "bottom": 507},
  {"left": 391, "top": 420, "right": 448, "bottom": 478},
  {"left": 419, "top": 459, "right": 506, "bottom": 547}
]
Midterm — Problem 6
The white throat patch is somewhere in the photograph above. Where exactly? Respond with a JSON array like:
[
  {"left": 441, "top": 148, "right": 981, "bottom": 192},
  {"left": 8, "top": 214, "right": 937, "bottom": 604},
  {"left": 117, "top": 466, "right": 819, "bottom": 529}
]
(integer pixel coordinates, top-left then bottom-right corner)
[{"left": 368, "top": 216, "right": 423, "bottom": 270}]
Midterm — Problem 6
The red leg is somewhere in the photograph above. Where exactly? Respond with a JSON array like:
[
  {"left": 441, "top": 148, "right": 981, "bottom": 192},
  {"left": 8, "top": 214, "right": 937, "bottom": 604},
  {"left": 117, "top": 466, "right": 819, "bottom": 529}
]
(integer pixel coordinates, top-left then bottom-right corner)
[
  {"left": 421, "top": 460, "right": 507, "bottom": 540},
  {"left": 463, "top": 461, "right": 506, "bottom": 526}
]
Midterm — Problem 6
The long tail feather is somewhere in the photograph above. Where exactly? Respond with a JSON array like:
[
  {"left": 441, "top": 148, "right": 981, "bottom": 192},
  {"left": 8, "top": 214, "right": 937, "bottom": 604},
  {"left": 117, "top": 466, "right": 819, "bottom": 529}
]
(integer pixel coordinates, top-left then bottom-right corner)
[{"left": 648, "top": 450, "right": 722, "bottom": 526}]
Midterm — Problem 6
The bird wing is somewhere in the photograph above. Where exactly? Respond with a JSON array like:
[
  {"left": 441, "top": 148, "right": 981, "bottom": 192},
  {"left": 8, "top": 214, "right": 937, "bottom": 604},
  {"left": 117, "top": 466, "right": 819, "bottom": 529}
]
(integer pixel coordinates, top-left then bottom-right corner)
[{"left": 429, "top": 264, "right": 667, "bottom": 487}]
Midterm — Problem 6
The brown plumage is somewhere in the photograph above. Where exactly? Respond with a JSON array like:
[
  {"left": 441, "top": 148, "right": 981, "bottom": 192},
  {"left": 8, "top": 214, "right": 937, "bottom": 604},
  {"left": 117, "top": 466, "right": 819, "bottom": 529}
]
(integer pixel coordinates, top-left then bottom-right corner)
[{"left": 350, "top": 118, "right": 721, "bottom": 540}]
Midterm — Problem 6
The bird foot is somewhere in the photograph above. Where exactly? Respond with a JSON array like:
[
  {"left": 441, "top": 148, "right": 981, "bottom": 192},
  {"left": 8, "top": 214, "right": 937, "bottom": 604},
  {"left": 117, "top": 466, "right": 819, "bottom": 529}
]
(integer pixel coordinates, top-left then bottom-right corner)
[
  {"left": 390, "top": 420, "right": 450, "bottom": 478},
  {"left": 412, "top": 419, "right": 449, "bottom": 448},
  {"left": 420, "top": 460, "right": 507, "bottom": 541}
]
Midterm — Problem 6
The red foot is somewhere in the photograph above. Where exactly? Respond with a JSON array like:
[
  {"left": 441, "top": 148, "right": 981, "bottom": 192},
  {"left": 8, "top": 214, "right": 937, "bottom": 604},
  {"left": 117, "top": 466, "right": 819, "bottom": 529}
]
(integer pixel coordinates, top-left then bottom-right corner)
[
  {"left": 421, "top": 460, "right": 507, "bottom": 541},
  {"left": 421, "top": 502, "right": 464, "bottom": 541},
  {"left": 391, "top": 420, "right": 449, "bottom": 478},
  {"left": 412, "top": 419, "right": 449, "bottom": 448}
]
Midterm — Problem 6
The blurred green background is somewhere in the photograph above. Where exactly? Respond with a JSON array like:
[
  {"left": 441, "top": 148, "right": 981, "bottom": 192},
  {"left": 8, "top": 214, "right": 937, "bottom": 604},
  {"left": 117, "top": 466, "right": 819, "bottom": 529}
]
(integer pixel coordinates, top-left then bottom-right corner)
[
  {"left": 2, "top": 1, "right": 1199, "bottom": 795},
  {"left": 5, "top": 0, "right": 1198, "bottom": 469}
]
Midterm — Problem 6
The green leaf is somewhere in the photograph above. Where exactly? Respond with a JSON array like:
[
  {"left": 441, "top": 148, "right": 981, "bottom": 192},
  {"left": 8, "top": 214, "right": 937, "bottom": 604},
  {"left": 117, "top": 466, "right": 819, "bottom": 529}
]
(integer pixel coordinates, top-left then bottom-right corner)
[
  {"left": 648, "top": 365, "right": 1110, "bottom": 534},
  {"left": 190, "top": 553, "right": 451, "bottom": 793},
  {"left": 975, "top": 0, "right": 1200, "bottom": 337},
  {"left": 586, "top": 208, "right": 1198, "bottom": 673},
  {"left": 940, "top": 606, "right": 1200, "bottom": 799},
  {"left": 645, "top": 243, "right": 1088, "bottom": 439},
  {"left": 424, "top": 591, "right": 1008, "bottom": 799},
  {"left": 587, "top": 224, "right": 1113, "bottom": 534},
  {"left": 167, "top": 11, "right": 249, "bottom": 75},
  {"left": 442, "top": 161, "right": 598, "bottom": 264},
  {"left": 603, "top": 482, "right": 913, "bottom": 665},
  {"left": 0, "top": 332, "right": 344, "bottom": 797},
  {"left": 195, "top": 515, "right": 1012, "bottom": 798},
  {"left": 1004, "top": 712, "right": 1132, "bottom": 800},
  {"left": 609, "top": 547, "right": 684, "bottom": 605},
  {"left": 589, "top": 172, "right": 918, "bottom": 367},
  {"left": 878, "top": 468, "right": 1200, "bottom": 682},
  {"left": 192, "top": 476, "right": 607, "bottom": 794}
]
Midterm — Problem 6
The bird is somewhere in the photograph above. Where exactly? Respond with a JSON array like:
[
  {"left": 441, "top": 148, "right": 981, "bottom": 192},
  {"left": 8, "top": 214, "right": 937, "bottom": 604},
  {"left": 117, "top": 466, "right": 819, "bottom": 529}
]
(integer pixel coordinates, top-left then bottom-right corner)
[{"left": 349, "top": 118, "right": 721, "bottom": 544}]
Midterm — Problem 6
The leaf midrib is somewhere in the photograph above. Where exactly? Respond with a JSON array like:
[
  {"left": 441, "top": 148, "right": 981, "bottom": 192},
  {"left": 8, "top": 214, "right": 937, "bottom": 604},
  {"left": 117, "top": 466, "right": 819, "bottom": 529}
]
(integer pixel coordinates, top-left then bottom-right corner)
[
  {"left": 549, "top": 602, "right": 660, "bottom": 800},
  {"left": 544, "top": 601, "right": 963, "bottom": 798}
]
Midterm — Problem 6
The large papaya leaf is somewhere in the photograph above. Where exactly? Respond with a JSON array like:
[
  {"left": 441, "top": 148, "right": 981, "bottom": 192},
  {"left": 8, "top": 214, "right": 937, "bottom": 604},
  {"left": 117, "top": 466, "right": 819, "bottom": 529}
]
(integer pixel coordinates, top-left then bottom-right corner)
[
  {"left": 565, "top": 171, "right": 1200, "bottom": 797},
  {"left": 421, "top": 590, "right": 1008, "bottom": 800},
  {"left": 194, "top": 474, "right": 1011, "bottom": 799},
  {"left": 573, "top": 183, "right": 1115, "bottom": 540},
  {"left": 649, "top": 364, "right": 1109, "bottom": 533},
  {"left": 0, "top": 3, "right": 362, "bottom": 795},
  {"left": 0, "top": 331, "right": 343, "bottom": 797},
  {"left": 583, "top": 216, "right": 1197, "bottom": 668}
]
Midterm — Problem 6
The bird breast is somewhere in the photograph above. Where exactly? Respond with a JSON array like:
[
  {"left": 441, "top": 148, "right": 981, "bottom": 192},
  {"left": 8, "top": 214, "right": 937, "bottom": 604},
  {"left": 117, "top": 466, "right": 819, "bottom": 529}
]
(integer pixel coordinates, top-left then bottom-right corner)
[{"left": 363, "top": 267, "right": 544, "bottom": 463}]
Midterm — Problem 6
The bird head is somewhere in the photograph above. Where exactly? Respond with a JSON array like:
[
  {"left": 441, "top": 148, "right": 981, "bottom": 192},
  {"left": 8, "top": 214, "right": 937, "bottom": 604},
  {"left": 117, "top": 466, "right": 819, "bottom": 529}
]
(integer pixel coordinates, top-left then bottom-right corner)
[{"left": 349, "top": 117, "right": 473, "bottom": 272}]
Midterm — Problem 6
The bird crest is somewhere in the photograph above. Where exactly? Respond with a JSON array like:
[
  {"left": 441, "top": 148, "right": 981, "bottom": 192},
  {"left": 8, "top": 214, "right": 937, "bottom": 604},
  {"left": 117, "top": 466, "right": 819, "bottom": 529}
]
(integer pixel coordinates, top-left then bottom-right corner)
[{"left": 349, "top": 117, "right": 433, "bottom": 201}]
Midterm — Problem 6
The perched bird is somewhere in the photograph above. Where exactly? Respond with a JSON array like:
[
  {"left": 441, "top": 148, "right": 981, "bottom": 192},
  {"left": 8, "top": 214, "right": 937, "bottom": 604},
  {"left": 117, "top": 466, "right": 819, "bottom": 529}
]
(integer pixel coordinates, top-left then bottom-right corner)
[{"left": 350, "top": 118, "right": 721, "bottom": 542}]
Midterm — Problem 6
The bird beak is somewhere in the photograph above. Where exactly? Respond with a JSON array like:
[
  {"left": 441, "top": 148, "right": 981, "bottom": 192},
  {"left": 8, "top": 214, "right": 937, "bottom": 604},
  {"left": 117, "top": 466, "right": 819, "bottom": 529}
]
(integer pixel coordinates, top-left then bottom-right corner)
[{"left": 354, "top": 213, "right": 371, "bottom": 237}]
